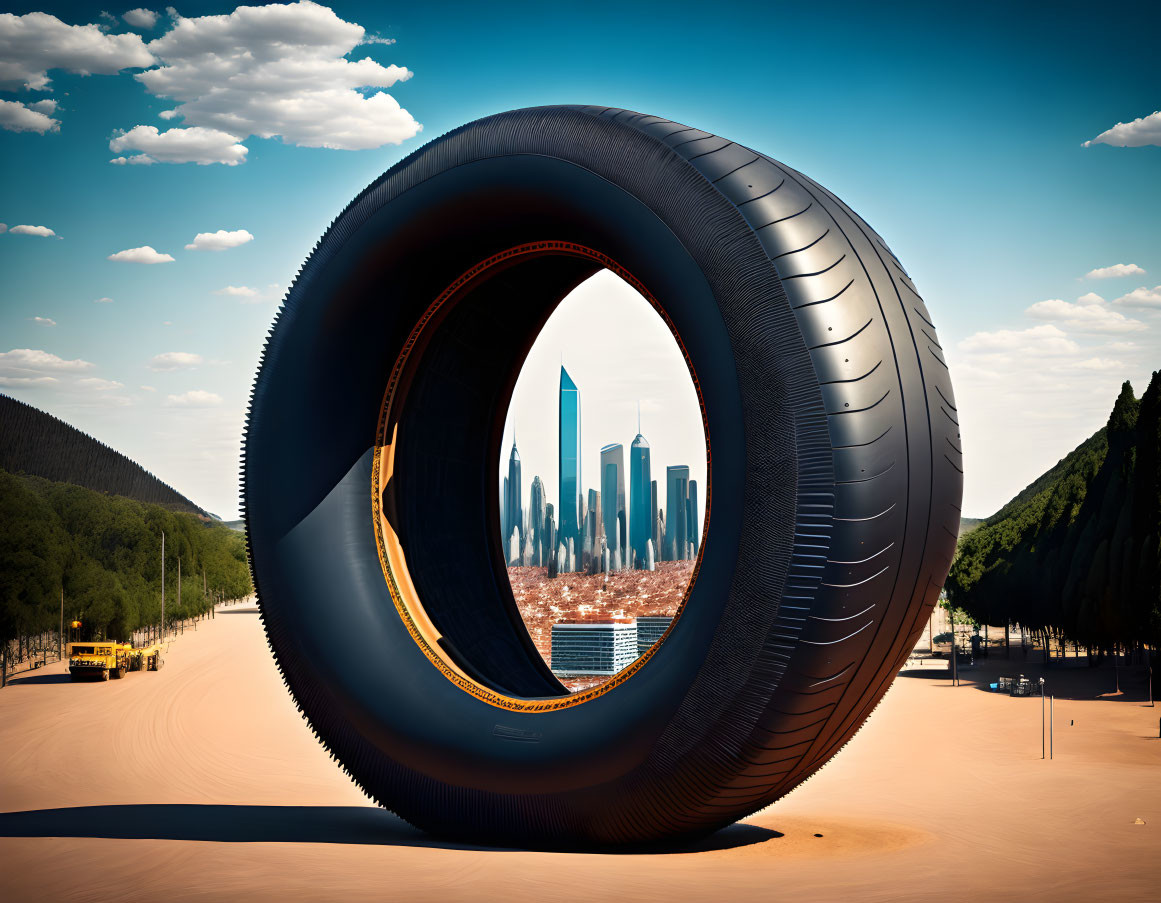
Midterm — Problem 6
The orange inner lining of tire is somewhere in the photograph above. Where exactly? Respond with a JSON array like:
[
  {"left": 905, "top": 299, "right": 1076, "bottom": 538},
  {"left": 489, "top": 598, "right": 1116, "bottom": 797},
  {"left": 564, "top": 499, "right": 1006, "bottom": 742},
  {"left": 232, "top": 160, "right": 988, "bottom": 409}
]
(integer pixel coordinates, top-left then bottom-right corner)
[{"left": 371, "top": 241, "right": 710, "bottom": 712}]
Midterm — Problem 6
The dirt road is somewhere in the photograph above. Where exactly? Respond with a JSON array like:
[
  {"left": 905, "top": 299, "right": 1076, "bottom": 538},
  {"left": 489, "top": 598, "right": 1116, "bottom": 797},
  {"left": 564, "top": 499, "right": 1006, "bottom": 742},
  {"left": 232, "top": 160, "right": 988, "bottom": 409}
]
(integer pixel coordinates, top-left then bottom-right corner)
[{"left": 1, "top": 605, "right": 1157, "bottom": 902}]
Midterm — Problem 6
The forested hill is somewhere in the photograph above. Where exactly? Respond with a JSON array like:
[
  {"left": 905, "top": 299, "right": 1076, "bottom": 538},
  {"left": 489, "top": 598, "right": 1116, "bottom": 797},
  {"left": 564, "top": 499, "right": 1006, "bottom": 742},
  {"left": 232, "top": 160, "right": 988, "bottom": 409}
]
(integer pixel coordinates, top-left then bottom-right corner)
[
  {"left": 946, "top": 374, "right": 1161, "bottom": 649},
  {"left": 0, "top": 394, "right": 205, "bottom": 517}
]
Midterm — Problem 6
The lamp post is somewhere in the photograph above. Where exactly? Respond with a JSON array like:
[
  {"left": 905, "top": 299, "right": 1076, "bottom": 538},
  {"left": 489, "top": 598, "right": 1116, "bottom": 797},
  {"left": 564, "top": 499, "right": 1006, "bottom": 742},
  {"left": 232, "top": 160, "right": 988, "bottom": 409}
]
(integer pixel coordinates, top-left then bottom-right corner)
[{"left": 1040, "top": 677, "right": 1046, "bottom": 759}]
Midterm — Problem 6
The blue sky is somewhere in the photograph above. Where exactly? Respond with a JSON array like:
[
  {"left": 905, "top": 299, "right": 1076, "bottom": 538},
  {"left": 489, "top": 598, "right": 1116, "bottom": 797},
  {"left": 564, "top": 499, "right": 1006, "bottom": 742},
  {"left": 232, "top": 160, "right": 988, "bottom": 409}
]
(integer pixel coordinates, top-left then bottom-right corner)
[{"left": 1, "top": 0, "right": 1158, "bottom": 518}]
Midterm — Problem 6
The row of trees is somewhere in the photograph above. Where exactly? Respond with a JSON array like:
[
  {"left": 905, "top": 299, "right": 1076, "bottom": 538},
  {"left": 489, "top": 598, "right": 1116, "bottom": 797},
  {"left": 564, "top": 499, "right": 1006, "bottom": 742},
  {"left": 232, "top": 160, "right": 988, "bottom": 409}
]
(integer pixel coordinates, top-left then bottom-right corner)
[
  {"left": 946, "top": 374, "right": 1161, "bottom": 653},
  {"left": 0, "top": 467, "right": 251, "bottom": 650}
]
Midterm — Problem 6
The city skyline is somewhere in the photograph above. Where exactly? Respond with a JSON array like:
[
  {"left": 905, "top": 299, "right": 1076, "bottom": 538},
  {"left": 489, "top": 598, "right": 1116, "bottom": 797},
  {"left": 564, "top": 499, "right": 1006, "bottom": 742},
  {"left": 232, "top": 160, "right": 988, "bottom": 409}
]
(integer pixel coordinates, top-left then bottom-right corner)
[
  {"left": 500, "top": 270, "right": 708, "bottom": 553},
  {"left": 501, "top": 361, "right": 703, "bottom": 572}
]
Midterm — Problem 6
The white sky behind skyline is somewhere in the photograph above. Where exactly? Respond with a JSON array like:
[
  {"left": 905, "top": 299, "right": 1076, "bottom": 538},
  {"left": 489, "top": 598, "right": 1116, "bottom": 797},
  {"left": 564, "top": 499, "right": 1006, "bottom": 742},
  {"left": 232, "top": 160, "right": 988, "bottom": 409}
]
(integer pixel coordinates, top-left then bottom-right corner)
[{"left": 500, "top": 270, "right": 708, "bottom": 540}]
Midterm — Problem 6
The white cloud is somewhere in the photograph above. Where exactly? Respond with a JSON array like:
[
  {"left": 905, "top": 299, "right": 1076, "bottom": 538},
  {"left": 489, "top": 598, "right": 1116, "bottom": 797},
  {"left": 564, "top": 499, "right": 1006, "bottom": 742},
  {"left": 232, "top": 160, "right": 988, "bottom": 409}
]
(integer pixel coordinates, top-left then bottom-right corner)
[
  {"left": 0, "top": 348, "right": 95, "bottom": 384},
  {"left": 0, "top": 375, "right": 57, "bottom": 386},
  {"left": 1083, "top": 111, "right": 1161, "bottom": 148},
  {"left": 109, "top": 124, "right": 247, "bottom": 165},
  {"left": 29, "top": 316, "right": 56, "bottom": 327},
  {"left": 214, "top": 284, "right": 259, "bottom": 297},
  {"left": 1113, "top": 285, "right": 1161, "bottom": 309},
  {"left": 0, "top": 11, "right": 154, "bottom": 91},
  {"left": 94, "top": 296, "right": 114, "bottom": 303},
  {"left": 165, "top": 389, "right": 222, "bottom": 407},
  {"left": 1075, "top": 358, "right": 1124, "bottom": 371},
  {"left": 0, "top": 98, "right": 60, "bottom": 133},
  {"left": 123, "top": 8, "right": 159, "bottom": 29},
  {"left": 213, "top": 282, "right": 283, "bottom": 303},
  {"left": 125, "top": 1, "right": 420, "bottom": 156},
  {"left": 140, "top": 384, "right": 156, "bottom": 391},
  {"left": 9, "top": 224, "right": 57, "bottom": 237},
  {"left": 185, "top": 229, "right": 253, "bottom": 251},
  {"left": 108, "top": 245, "right": 174, "bottom": 263},
  {"left": 0, "top": 348, "right": 94, "bottom": 371},
  {"left": 149, "top": 351, "right": 202, "bottom": 371},
  {"left": 76, "top": 377, "right": 125, "bottom": 390},
  {"left": 109, "top": 153, "right": 157, "bottom": 165},
  {"left": 1025, "top": 296, "right": 1146, "bottom": 333},
  {"left": 1083, "top": 263, "right": 1146, "bottom": 280},
  {"left": 958, "top": 323, "right": 1080, "bottom": 356}
]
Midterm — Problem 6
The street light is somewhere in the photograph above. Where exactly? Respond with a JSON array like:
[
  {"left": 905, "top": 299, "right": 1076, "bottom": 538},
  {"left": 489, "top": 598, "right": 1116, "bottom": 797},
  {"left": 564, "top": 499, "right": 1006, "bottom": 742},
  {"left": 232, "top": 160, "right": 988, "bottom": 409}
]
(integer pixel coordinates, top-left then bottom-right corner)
[{"left": 1040, "top": 677, "right": 1046, "bottom": 759}]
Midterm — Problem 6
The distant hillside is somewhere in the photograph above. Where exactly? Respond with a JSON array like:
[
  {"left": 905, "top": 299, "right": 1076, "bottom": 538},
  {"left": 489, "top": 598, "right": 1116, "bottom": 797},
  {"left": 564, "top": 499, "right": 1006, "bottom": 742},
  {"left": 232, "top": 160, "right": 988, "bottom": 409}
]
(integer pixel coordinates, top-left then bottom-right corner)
[
  {"left": 959, "top": 517, "right": 984, "bottom": 536},
  {"left": 0, "top": 394, "right": 205, "bottom": 516},
  {"left": 946, "top": 376, "right": 1161, "bottom": 649}
]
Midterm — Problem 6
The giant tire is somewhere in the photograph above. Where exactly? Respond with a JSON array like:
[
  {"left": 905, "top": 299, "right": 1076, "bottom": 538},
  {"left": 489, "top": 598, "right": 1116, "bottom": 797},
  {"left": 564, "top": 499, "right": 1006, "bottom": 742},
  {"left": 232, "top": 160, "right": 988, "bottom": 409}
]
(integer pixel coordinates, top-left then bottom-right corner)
[{"left": 244, "top": 106, "right": 963, "bottom": 847}]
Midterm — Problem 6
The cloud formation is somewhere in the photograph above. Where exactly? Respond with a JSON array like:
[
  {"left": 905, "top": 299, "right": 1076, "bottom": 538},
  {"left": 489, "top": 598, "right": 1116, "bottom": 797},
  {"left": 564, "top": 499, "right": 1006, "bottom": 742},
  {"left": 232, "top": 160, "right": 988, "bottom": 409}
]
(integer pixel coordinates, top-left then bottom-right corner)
[
  {"left": 76, "top": 377, "right": 125, "bottom": 390},
  {"left": 30, "top": 316, "right": 56, "bottom": 327},
  {"left": 149, "top": 351, "right": 203, "bottom": 370},
  {"left": 94, "top": 296, "right": 114, "bottom": 303},
  {"left": 1083, "top": 111, "right": 1161, "bottom": 148},
  {"left": 165, "top": 389, "right": 223, "bottom": 407},
  {"left": 107, "top": 245, "right": 174, "bottom": 263},
  {"left": 0, "top": 97, "right": 60, "bottom": 133},
  {"left": 122, "top": 8, "right": 158, "bottom": 29},
  {"left": 0, "top": 348, "right": 95, "bottom": 381},
  {"left": 109, "top": 124, "right": 248, "bottom": 165},
  {"left": 8, "top": 224, "right": 57, "bottom": 237},
  {"left": 958, "top": 323, "right": 1080, "bottom": 356},
  {"left": 1025, "top": 294, "right": 1146, "bottom": 334},
  {"left": 213, "top": 285, "right": 259, "bottom": 297},
  {"left": 1083, "top": 263, "right": 1146, "bottom": 280},
  {"left": 1113, "top": 285, "right": 1161, "bottom": 309},
  {"left": 0, "top": 11, "right": 153, "bottom": 91},
  {"left": 185, "top": 229, "right": 253, "bottom": 251},
  {"left": 127, "top": 1, "right": 419, "bottom": 159}
]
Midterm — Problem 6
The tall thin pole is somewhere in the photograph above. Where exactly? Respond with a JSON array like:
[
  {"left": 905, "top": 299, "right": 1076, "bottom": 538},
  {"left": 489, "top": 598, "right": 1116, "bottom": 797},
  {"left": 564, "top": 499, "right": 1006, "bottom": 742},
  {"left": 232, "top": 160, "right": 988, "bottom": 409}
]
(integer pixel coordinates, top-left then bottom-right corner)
[
  {"left": 1041, "top": 680, "right": 1046, "bottom": 760},
  {"left": 161, "top": 530, "right": 165, "bottom": 642},
  {"left": 59, "top": 586, "right": 64, "bottom": 661},
  {"left": 950, "top": 609, "right": 959, "bottom": 687}
]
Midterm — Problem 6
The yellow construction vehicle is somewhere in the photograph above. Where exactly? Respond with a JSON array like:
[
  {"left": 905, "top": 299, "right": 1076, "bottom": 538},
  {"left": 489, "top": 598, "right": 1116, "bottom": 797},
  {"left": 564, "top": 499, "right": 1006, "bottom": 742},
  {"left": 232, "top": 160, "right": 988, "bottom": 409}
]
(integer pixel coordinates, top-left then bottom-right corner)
[{"left": 68, "top": 642, "right": 162, "bottom": 681}]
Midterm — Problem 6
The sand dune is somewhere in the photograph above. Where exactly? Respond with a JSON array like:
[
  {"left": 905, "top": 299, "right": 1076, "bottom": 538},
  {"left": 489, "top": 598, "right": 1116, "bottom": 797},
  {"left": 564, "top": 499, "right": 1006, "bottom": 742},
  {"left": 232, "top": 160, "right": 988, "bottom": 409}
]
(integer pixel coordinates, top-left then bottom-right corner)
[{"left": 1, "top": 606, "right": 1157, "bottom": 902}]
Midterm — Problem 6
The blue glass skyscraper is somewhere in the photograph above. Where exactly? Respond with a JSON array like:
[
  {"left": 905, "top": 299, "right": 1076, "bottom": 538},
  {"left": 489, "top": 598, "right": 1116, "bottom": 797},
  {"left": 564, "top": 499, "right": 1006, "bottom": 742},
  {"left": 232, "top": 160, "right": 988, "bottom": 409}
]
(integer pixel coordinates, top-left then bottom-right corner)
[
  {"left": 600, "top": 442, "right": 626, "bottom": 564},
  {"left": 687, "top": 479, "right": 699, "bottom": 557},
  {"left": 666, "top": 464, "right": 690, "bottom": 560},
  {"left": 558, "top": 366, "right": 582, "bottom": 560},
  {"left": 629, "top": 430, "right": 651, "bottom": 568}
]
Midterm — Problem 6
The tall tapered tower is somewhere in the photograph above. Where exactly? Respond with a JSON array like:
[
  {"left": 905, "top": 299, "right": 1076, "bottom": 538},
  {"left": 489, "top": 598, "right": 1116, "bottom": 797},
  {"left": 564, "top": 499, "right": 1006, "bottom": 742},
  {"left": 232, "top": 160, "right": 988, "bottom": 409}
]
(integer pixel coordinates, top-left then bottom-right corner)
[
  {"left": 558, "top": 366, "right": 582, "bottom": 561},
  {"left": 629, "top": 421, "right": 652, "bottom": 569}
]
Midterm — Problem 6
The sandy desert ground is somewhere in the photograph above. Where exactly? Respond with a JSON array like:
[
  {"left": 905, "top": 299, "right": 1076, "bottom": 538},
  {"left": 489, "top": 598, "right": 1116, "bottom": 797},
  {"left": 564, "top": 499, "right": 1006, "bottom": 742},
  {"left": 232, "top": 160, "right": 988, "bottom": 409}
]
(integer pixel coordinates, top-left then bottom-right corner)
[{"left": 1, "top": 604, "right": 1157, "bottom": 903}]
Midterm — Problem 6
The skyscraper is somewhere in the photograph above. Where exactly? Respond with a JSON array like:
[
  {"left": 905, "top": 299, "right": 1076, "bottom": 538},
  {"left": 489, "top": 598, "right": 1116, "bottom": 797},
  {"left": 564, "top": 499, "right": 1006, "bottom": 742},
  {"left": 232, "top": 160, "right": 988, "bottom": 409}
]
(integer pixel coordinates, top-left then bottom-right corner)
[
  {"left": 666, "top": 465, "right": 690, "bottom": 561},
  {"left": 558, "top": 366, "right": 582, "bottom": 563},
  {"left": 630, "top": 428, "right": 652, "bottom": 569},
  {"left": 687, "top": 479, "right": 699, "bottom": 557},
  {"left": 528, "top": 476, "right": 546, "bottom": 566},
  {"left": 505, "top": 438, "right": 523, "bottom": 548},
  {"left": 650, "top": 479, "right": 661, "bottom": 562},
  {"left": 600, "top": 442, "right": 626, "bottom": 566}
]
